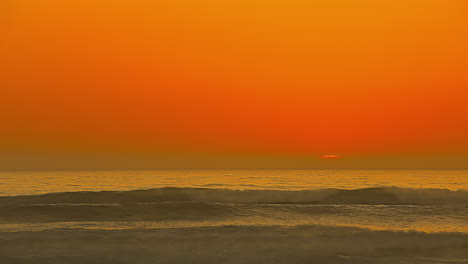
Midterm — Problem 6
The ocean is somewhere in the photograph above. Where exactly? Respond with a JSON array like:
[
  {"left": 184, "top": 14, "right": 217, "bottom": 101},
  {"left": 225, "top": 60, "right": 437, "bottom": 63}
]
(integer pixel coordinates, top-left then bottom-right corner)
[{"left": 1, "top": 169, "right": 467, "bottom": 263}]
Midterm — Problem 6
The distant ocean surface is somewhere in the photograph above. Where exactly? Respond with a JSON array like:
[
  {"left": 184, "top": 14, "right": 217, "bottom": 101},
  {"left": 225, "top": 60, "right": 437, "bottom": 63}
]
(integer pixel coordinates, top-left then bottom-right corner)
[
  {"left": 1, "top": 170, "right": 467, "bottom": 263},
  {"left": 2, "top": 169, "right": 468, "bottom": 196}
]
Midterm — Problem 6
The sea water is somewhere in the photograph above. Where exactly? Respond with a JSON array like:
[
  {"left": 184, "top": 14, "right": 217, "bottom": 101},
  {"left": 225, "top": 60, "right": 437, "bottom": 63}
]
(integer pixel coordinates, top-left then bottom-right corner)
[{"left": 1, "top": 170, "right": 467, "bottom": 263}]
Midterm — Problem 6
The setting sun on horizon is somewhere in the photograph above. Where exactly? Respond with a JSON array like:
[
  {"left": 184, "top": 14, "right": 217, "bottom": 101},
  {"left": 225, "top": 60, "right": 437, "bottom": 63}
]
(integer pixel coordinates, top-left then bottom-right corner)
[
  {"left": 320, "top": 155, "right": 341, "bottom": 159},
  {"left": 2, "top": 1, "right": 468, "bottom": 263},
  {"left": 2, "top": 0, "right": 468, "bottom": 169}
]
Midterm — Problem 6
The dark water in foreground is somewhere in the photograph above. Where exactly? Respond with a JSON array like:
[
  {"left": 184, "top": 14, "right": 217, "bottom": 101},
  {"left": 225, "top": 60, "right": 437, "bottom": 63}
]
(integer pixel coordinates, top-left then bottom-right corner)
[{"left": 0, "top": 170, "right": 467, "bottom": 263}]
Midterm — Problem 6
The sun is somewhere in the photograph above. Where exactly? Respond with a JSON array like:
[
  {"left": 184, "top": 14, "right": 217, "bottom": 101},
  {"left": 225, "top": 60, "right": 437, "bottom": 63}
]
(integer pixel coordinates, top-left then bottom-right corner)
[{"left": 320, "top": 155, "right": 341, "bottom": 159}]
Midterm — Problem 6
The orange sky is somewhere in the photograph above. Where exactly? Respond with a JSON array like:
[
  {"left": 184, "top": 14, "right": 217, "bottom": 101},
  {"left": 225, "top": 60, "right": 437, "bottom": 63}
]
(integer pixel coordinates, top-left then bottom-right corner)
[{"left": 2, "top": 0, "right": 468, "bottom": 169}]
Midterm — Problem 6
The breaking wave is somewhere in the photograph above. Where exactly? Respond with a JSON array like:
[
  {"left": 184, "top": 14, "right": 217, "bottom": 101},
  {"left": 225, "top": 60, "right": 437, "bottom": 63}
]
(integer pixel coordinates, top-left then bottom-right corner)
[
  {"left": 1, "top": 187, "right": 467, "bottom": 206},
  {"left": 1, "top": 187, "right": 468, "bottom": 263},
  {"left": 1, "top": 187, "right": 467, "bottom": 226}
]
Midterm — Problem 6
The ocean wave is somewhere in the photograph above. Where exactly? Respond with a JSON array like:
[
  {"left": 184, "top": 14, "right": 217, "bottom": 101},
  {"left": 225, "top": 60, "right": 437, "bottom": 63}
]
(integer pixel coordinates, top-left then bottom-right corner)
[
  {"left": 1, "top": 225, "right": 468, "bottom": 264},
  {"left": 0, "top": 201, "right": 243, "bottom": 223},
  {"left": 1, "top": 187, "right": 467, "bottom": 225},
  {"left": 1, "top": 201, "right": 467, "bottom": 229},
  {"left": 1, "top": 187, "right": 467, "bottom": 206}
]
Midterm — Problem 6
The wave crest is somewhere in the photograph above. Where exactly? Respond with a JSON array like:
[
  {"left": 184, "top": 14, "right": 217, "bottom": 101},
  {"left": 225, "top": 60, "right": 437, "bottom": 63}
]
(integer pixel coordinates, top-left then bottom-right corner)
[{"left": 1, "top": 187, "right": 467, "bottom": 206}]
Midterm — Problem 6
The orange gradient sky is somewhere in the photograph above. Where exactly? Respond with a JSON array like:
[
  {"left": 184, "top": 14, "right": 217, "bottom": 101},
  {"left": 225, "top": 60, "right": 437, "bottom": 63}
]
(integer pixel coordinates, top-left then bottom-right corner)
[{"left": 2, "top": 0, "right": 468, "bottom": 169}]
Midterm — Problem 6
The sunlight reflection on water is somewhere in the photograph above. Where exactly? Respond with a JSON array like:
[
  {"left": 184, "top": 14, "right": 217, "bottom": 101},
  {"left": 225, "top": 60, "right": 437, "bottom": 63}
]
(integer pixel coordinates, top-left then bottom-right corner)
[{"left": 0, "top": 169, "right": 467, "bottom": 196}]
